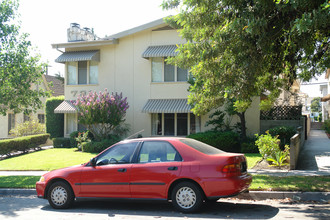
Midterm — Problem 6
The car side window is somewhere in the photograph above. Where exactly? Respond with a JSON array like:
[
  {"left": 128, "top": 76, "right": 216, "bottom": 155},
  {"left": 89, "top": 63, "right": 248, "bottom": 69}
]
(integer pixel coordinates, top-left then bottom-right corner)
[
  {"left": 138, "top": 141, "right": 182, "bottom": 163},
  {"left": 96, "top": 142, "right": 138, "bottom": 166}
]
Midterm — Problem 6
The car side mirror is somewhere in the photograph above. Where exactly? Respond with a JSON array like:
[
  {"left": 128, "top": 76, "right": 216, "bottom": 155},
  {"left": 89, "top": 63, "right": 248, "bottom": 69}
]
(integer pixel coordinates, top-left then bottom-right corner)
[{"left": 90, "top": 158, "right": 97, "bottom": 167}]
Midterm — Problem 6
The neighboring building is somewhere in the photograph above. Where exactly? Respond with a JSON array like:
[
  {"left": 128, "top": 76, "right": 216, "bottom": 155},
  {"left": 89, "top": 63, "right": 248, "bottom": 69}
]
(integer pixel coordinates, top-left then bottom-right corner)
[
  {"left": 0, "top": 74, "right": 64, "bottom": 139},
  {"left": 320, "top": 69, "right": 330, "bottom": 121},
  {"left": 52, "top": 19, "right": 261, "bottom": 138}
]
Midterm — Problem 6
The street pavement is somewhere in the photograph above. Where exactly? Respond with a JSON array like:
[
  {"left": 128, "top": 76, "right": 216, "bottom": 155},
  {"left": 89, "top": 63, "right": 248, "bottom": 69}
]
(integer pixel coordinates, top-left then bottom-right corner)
[{"left": 0, "top": 129, "right": 329, "bottom": 202}]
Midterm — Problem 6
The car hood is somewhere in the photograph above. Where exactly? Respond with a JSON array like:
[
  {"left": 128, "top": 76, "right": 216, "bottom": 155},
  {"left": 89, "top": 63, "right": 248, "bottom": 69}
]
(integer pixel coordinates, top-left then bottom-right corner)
[{"left": 43, "top": 164, "right": 85, "bottom": 179}]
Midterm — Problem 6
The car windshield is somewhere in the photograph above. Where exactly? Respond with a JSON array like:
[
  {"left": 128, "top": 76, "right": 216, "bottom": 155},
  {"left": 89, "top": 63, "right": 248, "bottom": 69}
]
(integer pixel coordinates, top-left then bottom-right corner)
[{"left": 180, "top": 139, "right": 225, "bottom": 155}]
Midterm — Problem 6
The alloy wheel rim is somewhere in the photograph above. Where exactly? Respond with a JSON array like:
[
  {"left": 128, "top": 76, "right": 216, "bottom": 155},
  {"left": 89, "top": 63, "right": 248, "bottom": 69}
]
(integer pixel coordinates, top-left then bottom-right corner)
[
  {"left": 176, "top": 186, "right": 197, "bottom": 209},
  {"left": 51, "top": 186, "right": 68, "bottom": 206}
]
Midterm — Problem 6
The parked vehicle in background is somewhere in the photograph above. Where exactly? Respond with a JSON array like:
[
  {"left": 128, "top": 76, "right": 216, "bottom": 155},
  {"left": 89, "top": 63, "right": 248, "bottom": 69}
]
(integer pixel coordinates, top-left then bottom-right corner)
[{"left": 36, "top": 137, "right": 252, "bottom": 213}]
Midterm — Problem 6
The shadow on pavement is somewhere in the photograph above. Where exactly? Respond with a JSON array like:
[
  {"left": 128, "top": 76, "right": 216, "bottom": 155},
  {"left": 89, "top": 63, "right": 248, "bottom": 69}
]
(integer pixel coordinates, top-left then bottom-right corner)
[{"left": 40, "top": 199, "right": 280, "bottom": 219}]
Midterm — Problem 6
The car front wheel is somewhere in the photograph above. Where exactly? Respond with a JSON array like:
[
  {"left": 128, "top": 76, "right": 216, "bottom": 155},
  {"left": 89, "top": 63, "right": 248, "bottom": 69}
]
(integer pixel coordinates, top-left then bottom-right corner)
[
  {"left": 171, "top": 181, "right": 203, "bottom": 213},
  {"left": 47, "top": 181, "right": 74, "bottom": 209}
]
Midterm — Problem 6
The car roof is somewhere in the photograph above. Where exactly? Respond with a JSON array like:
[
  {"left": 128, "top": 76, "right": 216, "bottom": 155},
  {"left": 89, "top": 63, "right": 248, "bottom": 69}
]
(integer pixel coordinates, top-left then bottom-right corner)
[{"left": 120, "top": 137, "right": 186, "bottom": 143}]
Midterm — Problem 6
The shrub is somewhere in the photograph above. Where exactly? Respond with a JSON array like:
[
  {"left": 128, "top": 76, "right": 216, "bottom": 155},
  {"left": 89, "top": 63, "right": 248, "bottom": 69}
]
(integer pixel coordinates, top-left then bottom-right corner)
[
  {"left": 69, "top": 131, "right": 80, "bottom": 148},
  {"left": 255, "top": 131, "right": 281, "bottom": 159},
  {"left": 70, "top": 130, "right": 94, "bottom": 148},
  {"left": 268, "top": 126, "right": 296, "bottom": 150},
  {"left": 52, "top": 138, "right": 71, "bottom": 148},
  {"left": 9, "top": 117, "right": 45, "bottom": 137},
  {"left": 0, "top": 134, "right": 49, "bottom": 156},
  {"left": 46, "top": 96, "right": 64, "bottom": 138},
  {"left": 240, "top": 136, "right": 259, "bottom": 153},
  {"left": 73, "top": 89, "right": 129, "bottom": 140},
  {"left": 187, "top": 131, "right": 240, "bottom": 152},
  {"left": 81, "top": 135, "right": 121, "bottom": 153},
  {"left": 323, "top": 120, "right": 330, "bottom": 134}
]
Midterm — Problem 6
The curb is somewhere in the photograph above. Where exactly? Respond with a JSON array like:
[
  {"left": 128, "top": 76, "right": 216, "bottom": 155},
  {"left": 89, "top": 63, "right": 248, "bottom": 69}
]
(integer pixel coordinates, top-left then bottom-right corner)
[
  {"left": 0, "top": 189, "right": 329, "bottom": 202},
  {"left": 0, "top": 188, "right": 36, "bottom": 196},
  {"left": 237, "top": 191, "right": 330, "bottom": 202}
]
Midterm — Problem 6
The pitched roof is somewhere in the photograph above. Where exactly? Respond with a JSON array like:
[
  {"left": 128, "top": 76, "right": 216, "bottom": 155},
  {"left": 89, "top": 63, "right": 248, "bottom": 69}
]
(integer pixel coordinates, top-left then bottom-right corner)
[{"left": 43, "top": 75, "right": 64, "bottom": 97}]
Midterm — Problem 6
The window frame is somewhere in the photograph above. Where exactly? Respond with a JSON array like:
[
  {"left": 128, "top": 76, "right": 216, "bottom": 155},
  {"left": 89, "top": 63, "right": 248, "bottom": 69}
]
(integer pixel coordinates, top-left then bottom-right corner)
[
  {"left": 151, "top": 113, "right": 201, "bottom": 136},
  {"left": 66, "top": 61, "right": 99, "bottom": 85},
  {"left": 137, "top": 141, "right": 182, "bottom": 163},
  {"left": 151, "top": 58, "right": 188, "bottom": 83},
  {"left": 8, "top": 113, "right": 15, "bottom": 135}
]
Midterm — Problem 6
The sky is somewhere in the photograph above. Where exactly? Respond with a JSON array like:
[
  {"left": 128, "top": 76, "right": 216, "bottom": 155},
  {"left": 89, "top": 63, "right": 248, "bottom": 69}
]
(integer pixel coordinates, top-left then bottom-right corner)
[{"left": 17, "top": 0, "right": 176, "bottom": 76}]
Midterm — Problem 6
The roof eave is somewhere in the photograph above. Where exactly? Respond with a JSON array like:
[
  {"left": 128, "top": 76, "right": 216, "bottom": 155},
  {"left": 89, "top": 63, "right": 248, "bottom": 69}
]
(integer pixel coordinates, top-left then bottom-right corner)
[{"left": 51, "top": 38, "right": 119, "bottom": 49}]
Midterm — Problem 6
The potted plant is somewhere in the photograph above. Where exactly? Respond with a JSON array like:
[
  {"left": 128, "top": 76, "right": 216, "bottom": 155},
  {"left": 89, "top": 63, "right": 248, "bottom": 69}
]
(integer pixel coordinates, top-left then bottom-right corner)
[{"left": 323, "top": 120, "right": 330, "bottom": 139}]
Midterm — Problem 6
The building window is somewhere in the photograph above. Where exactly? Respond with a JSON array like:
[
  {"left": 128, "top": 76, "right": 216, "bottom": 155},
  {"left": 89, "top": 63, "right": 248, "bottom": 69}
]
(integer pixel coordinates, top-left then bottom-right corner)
[
  {"left": 8, "top": 113, "right": 15, "bottom": 135},
  {"left": 38, "top": 114, "right": 45, "bottom": 124},
  {"left": 66, "top": 114, "right": 76, "bottom": 135},
  {"left": 151, "top": 113, "right": 200, "bottom": 136},
  {"left": 67, "top": 61, "right": 98, "bottom": 85},
  {"left": 151, "top": 58, "right": 188, "bottom": 82}
]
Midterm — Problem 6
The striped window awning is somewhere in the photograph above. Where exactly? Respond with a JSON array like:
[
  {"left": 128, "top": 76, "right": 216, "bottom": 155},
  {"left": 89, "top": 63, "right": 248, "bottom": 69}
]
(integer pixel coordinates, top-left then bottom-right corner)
[
  {"left": 55, "top": 50, "right": 100, "bottom": 63},
  {"left": 142, "top": 99, "right": 192, "bottom": 113},
  {"left": 142, "top": 45, "right": 178, "bottom": 59},
  {"left": 54, "top": 100, "right": 77, "bottom": 113}
]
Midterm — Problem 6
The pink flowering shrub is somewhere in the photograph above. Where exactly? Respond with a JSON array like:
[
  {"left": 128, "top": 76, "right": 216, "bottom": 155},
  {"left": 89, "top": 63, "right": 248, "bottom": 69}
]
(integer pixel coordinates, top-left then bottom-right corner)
[{"left": 73, "top": 89, "right": 129, "bottom": 140}]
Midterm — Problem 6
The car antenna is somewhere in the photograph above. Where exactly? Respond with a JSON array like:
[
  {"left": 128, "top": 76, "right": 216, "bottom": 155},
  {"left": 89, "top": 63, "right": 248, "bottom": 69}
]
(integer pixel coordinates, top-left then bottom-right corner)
[{"left": 124, "top": 129, "right": 144, "bottom": 140}]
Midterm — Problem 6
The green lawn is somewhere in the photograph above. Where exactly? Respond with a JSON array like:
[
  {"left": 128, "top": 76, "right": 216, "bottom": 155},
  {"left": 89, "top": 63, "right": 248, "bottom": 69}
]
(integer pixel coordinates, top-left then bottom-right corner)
[
  {"left": 0, "top": 176, "right": 40, "bottom": 189},
  {"left": 250, "top": 175, "right": 330, "bottom": 192},
  {"left": 0, "top": 148, "right": 97, "bottom": 171},
  {"left": 244, "top": 153, "right": 262, "bottom": 169}
]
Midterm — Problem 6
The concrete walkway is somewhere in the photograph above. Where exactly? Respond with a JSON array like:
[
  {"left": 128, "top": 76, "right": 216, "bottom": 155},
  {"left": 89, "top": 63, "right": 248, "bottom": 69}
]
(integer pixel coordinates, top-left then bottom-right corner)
[{"left": 297, "top": 129, "right": 330, "bottom": 171}]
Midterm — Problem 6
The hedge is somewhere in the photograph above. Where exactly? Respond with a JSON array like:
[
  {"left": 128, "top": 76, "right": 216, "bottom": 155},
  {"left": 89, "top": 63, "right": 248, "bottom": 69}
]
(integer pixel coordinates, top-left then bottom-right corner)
[
  {"left": 268, "top": 126, "right": 296, "bottom": 150},
  {"left": 187, "top": 131, "right": 240, "bottom": 152},
  {"left": 52, "top": 138, "right": 71, "bottom": 148},
  {"left": 81, "top": 135, "right": 121, "bottom": 153},
  {"left": 0, "top": 134, "right": 50, "bottom": 156},
  {"left": 46, "top": 96, "right": 64, "bottom": 138}
]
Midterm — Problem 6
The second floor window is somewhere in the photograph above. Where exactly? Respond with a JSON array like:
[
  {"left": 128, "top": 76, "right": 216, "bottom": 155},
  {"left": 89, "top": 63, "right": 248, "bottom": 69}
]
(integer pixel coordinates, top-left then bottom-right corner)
[
  {"left": 152, "top": 58, "right": 188, "bottom": 83},
  {"left": 67, "top": 61, "right": 98, "bottom": 85}
]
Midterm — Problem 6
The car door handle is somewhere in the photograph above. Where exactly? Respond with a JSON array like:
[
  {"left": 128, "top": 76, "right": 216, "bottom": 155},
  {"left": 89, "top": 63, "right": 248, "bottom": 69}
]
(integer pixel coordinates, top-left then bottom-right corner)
[
  {"left": 117, "top": 168, "right": 127, "bottom": 172},
  {"left": 168, "top": 166, "right": 178, "bottom": 171}
]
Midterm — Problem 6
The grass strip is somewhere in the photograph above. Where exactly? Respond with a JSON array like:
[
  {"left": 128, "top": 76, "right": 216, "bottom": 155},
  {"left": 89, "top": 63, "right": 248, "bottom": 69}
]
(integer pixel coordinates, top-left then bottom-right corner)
[
  {"left": 1, "top": 175, "right": 329, "bottom": 192},
  {"left": 244, "top": 153, "right": 262, "bottom": 169},
  {"left": 0, "top": 148, "right": 97, "bottom": 171},
  {"left": 0, "top": 176, "right": 40, "bottom": 189},
  {"left": 250, "top": 175, "right": 330, "bottom": 192}
]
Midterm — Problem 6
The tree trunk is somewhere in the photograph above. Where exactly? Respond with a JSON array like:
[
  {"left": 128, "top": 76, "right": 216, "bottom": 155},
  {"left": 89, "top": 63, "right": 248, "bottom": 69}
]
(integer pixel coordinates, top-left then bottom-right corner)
[{"left": 237, "top": 111, "right": 247, "bottom": 141}]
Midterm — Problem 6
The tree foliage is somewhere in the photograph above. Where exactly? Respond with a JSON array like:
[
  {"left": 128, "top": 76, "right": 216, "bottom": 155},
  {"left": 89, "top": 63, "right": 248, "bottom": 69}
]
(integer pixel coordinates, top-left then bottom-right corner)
[
  {"left": 74, "top": 89, "right": 129, "bottom": 141},
  {"left": 311, "top": 97, "right": 321, "bottom": 113},
  {"left": 162, "top": 0, "right": 330, "bottom": 114},
  {"left": 0, "top": 0, "right": 50, "bottom": 115}
]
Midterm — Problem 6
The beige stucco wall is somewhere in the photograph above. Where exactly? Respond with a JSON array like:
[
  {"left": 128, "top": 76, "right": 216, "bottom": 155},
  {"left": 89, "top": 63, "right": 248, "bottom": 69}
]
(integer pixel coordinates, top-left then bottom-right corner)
[{"left": 61, "top": 26, "right": 261, "bottom": 137}]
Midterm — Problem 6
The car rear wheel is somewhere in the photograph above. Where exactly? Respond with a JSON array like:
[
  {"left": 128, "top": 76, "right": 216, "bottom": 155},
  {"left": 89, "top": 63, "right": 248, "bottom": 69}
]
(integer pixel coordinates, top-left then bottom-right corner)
[
  {"left": 47, "top": 181, "right": 74, "bottom": 209},
  {"left": 171, "top": 181, "right": 203, "bottom": 213}
]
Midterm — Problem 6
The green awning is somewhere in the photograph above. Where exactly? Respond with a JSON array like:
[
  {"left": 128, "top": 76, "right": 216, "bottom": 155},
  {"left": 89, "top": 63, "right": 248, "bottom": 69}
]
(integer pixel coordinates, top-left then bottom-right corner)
[
  {"left": 142, "top": 99, "right": 191, "bottom": 113},
  {"left": 55, "top": 50, "right": 100, "bottom": 63},
  {"left": 142, "top": 45, "right": 178, "bottom": 59}
]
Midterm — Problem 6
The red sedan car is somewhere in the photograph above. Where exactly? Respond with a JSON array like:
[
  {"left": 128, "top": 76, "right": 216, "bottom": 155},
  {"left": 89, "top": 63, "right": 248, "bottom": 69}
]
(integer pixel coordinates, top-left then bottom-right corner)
[{"left": 36, "top": 137, "right": 252, "bottom": 212}]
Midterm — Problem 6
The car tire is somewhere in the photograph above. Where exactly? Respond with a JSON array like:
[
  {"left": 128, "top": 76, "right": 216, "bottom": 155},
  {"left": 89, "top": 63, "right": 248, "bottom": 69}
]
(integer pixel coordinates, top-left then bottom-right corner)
[
  {"left": 47, "top": 181, "right": 74, "bottom": 209},
  {"left": 171, "top": 181, "right": 203, "bottom": 213}
]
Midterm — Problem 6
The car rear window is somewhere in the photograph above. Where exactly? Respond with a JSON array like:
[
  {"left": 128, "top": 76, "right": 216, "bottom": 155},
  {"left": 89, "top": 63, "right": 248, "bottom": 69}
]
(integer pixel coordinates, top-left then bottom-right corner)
[{"left": 180, "top": 139, "right": 225, "bottom": 155}]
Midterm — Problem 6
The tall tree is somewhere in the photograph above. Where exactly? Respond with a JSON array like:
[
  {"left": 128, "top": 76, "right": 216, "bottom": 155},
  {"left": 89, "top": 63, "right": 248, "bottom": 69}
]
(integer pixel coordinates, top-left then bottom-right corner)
[
  {"left": 162, "top": 0, "right": 329, "bottom": 114},
  {"left": 311, "top": 97, "right": 321, "bottom": 113},
  {"left": 0, "top": 0, "right": 49, "bottom": 115}
]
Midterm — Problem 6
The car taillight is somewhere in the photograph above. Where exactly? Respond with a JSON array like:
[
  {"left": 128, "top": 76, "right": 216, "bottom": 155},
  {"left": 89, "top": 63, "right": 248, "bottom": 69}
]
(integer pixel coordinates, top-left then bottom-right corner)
[{"left": 222, "top": 164, "right": 240, "bottom": 173}]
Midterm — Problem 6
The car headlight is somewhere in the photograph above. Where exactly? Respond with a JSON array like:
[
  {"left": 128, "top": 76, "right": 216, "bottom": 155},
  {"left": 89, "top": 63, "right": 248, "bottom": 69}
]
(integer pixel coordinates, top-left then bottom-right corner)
[{"left": 39, "top": 176, "right": 45, "bottom": 182}]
